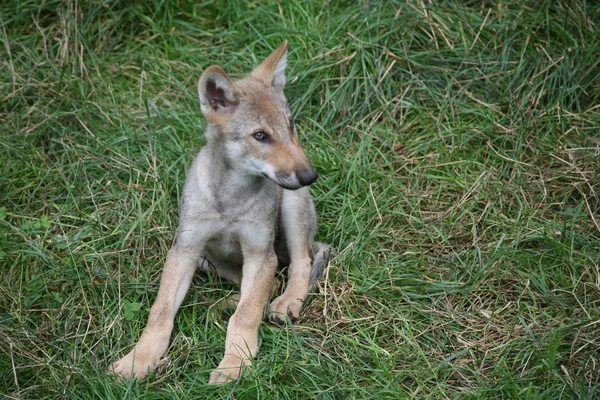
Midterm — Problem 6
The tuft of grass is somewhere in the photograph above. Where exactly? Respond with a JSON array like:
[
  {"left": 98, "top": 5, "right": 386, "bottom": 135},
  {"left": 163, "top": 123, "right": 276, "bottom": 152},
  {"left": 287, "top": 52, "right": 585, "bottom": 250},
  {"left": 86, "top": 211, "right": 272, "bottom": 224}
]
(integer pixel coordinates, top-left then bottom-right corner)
[{"left": 1, "top": 0, "right": 599, "bottom": 398}]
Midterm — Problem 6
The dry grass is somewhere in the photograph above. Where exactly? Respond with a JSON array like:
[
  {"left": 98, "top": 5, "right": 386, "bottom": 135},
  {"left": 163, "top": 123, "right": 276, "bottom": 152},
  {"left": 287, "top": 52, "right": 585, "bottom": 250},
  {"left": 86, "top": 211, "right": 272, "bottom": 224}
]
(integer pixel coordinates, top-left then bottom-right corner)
[{"left": 1, "top": 1, "right": 599, "bottom": 398}]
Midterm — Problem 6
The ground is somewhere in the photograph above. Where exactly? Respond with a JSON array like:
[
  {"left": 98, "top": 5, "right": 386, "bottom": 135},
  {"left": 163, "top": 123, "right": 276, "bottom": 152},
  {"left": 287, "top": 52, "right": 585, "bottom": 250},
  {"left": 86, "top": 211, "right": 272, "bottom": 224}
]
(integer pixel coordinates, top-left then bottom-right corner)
[{"left": 1, "top": 1, "right": 599, "bottom": 398}]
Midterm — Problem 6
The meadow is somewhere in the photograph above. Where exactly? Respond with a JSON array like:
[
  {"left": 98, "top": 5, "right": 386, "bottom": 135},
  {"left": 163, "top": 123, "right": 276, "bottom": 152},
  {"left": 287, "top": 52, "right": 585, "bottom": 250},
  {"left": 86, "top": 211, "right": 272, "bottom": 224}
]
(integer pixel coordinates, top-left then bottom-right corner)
[{"left": 1, "top": 1, "right": 599, "bottom": 398}]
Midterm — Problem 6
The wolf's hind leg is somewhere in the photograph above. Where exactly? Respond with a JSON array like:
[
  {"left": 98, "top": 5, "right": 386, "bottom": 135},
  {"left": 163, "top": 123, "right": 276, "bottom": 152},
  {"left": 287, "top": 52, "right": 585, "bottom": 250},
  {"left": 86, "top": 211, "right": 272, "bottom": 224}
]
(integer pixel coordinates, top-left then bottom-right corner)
[{"left": 308, "top": 241, "right": 334, "bottom": 289}]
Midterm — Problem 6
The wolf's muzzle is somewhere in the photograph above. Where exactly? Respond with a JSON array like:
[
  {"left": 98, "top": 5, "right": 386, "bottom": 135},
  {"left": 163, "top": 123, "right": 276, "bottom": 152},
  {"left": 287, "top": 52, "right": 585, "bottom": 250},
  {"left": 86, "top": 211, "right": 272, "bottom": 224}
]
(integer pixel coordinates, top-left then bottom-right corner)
[{"left": 297, "top": 168, "right": 318, "bottom": 186}]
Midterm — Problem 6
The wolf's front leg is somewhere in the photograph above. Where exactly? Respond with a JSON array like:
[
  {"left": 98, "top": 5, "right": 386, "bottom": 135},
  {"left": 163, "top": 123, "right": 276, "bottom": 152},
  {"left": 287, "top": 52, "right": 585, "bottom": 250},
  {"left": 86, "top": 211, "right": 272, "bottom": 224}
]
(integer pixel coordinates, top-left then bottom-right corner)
[
  {"left": 111, "top": 243, "right": 201, "bottom": 379},
  {"left": 209, "top": 249, "right": 277, "bottom": 383},
  {"left": 268, "top": 253, "right": 311, "bottom": 323},
  {"left": 268, "top": 190, "right": 317, "bottom": 324}
]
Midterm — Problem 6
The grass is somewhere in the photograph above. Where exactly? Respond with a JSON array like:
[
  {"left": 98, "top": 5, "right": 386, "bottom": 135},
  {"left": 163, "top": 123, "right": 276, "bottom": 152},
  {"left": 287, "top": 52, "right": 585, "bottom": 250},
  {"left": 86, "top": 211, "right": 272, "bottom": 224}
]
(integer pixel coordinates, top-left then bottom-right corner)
[{"left": 1, "top": 0, "right": 599, "bottom": 398}]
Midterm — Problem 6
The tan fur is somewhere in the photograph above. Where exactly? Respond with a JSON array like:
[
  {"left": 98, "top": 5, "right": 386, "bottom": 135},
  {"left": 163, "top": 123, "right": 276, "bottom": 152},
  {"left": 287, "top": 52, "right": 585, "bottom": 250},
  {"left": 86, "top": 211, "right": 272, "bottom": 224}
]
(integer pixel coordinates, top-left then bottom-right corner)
[{"left": 110, "top": 41, "right": 332, "bottom": 384}]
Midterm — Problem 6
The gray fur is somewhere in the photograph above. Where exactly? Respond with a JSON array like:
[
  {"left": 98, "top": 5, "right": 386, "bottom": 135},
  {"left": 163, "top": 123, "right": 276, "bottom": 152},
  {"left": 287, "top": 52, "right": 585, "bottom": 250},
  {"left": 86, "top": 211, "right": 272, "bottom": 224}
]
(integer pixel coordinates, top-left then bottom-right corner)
[{"left": 111, "top": 41, "right": 332, "bottom": 384}]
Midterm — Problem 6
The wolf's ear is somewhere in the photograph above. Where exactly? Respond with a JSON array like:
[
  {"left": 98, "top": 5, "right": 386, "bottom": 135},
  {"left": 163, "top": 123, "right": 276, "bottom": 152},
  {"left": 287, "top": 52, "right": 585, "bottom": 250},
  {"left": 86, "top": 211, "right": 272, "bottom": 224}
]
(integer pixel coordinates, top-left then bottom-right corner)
[
  {"left": 251, "top": 40, "right": 288, "bottom": 90},
  {"left": 198, "top": 66, "right": 242, "bottom": 123}
]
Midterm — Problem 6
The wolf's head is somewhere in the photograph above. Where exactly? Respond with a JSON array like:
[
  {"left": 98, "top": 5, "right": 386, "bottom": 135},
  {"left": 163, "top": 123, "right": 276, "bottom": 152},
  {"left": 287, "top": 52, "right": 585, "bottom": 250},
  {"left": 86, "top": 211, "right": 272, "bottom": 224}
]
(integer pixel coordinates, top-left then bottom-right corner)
[{"left": 197, "top": 41, "right": 318, "bottom": 190}]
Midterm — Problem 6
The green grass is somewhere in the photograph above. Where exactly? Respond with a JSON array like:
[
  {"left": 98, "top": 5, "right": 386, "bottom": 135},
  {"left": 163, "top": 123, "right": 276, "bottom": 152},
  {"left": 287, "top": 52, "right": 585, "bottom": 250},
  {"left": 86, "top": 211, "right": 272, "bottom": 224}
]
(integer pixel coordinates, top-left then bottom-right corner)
[{"left": 1, "top": 0, "right": 599, "bottom": 398}]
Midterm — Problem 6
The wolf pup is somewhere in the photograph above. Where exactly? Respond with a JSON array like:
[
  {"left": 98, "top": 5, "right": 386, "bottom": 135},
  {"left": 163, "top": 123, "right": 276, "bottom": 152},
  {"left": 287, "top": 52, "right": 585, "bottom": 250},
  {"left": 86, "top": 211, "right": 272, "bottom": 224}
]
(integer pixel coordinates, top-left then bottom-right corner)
[{"left": 111, "top": 41, "right": 332, "bottom": 384}]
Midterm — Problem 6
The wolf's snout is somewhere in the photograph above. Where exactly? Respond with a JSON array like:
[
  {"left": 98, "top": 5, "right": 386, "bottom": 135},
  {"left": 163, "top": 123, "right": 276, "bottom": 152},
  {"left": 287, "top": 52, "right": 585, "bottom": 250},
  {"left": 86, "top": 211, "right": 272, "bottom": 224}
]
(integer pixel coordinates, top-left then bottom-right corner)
[{"left": 297, "top": 168, "right": 318, "bottom": 186}]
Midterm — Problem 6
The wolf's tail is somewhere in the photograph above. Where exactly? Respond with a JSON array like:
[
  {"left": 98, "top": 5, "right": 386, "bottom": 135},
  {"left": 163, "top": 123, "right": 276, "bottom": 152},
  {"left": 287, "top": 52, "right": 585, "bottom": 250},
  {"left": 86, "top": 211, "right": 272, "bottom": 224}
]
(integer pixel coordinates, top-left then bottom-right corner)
[{"left": 309, "top": 241, "right": 335, "bottom": 290}]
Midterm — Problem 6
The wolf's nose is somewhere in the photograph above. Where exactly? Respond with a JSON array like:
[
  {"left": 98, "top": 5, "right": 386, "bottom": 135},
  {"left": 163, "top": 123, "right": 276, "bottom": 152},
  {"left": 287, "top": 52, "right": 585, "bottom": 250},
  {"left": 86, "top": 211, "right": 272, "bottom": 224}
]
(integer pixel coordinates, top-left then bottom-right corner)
[{"left": 297, "top": 169, "right": 318, "bottom": 186}]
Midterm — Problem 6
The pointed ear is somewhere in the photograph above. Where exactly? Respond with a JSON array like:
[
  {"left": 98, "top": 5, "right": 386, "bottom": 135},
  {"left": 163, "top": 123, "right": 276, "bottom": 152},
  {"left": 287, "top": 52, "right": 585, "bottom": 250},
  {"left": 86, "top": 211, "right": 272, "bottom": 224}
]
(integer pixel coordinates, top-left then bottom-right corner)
[
  {"left": 251, "top": 40, "right": 288, "bottom": 90},
  {"left": 198, "top": 65, "right": 242, "bottom": 124}
]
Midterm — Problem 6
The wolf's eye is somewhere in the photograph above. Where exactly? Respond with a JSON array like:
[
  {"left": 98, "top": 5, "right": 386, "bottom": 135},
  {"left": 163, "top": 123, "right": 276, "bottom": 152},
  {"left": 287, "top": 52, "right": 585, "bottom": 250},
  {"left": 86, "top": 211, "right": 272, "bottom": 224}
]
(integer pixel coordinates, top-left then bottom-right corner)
[{"left": 252, "top": 130, "right": 269, "bottom": 142}]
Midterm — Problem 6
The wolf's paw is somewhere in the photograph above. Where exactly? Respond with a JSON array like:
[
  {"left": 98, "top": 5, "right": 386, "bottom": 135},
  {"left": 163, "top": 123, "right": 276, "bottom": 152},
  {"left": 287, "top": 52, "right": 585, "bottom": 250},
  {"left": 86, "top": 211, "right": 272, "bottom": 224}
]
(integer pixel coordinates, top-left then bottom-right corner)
[
  {"left": 209, "top": 355, "right": 250, "bottom": 384},
  {"left": 268, "top": 294, "right": 303, "bottom": 324},
  {"left": 110, "top": 348, "right": 161, "bottom": 380}
]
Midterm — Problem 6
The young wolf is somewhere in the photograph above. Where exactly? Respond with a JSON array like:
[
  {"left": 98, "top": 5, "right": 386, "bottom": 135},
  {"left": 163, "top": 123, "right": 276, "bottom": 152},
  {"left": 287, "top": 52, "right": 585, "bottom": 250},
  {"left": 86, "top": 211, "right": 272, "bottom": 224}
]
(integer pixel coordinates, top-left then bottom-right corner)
[{"left": 111, "top": 41, "right": 332, "bottom": 384}]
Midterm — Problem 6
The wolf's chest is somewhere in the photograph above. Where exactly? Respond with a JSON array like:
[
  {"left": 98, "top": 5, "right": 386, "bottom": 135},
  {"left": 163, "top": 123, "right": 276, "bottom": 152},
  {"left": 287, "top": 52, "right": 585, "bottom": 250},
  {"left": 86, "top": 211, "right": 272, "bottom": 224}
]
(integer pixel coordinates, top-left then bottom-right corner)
[{"left": 205, "top": 228, "right": 243, "bottom": 261}]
